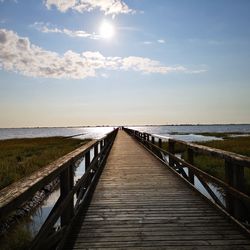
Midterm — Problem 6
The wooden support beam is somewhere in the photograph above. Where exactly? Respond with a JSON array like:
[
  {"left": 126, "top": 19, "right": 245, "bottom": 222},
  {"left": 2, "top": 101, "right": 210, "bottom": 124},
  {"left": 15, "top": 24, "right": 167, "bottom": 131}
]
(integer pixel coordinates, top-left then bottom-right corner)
[
  {"left": 94, "top": 144, "right": 98, "bottom": 158},
  {"left": 187, "top": 148, "right": 195, "bottom": 185},
  {"left": 168, "top": 139, "right": 175, "bottom": 168},
  {"left": 152, "top": 136, "right": 155, "bottom": 144},
  {"left": 60, "top": 164, "right": 74, "bottom": 226},
  {"left": 85, "top": 151, "right": 90, "bottom": 171},
  {"left": 225, "top": 159, "right": 246, "bottom": 220},
  {"left": 158, "top": 138, "right": 162, "bottom": 148}
]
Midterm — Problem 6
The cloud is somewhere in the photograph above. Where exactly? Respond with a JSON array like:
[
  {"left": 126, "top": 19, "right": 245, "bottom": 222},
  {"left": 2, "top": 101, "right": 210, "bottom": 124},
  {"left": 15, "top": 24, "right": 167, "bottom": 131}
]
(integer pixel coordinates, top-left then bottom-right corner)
[
  {"left": 32, "top": 22, "right": 100, "bottom": 40},
  {"left": 45, "top": 0, "right": 134, "bottom": 16},
  {"left": 157, "top": 39, "right": 165, "bottom": 44},
  {"left": 143, "top": 41, "right": 152, "bottom": 45},
  {"left": 0, "top": 29, "right": 204, "bottom": 79},
  {"left": 143, "top": 39, "right": 166, "bottom": 45},
  {"left": 121, "top": 57, "right": 187, "bottom": 74}
]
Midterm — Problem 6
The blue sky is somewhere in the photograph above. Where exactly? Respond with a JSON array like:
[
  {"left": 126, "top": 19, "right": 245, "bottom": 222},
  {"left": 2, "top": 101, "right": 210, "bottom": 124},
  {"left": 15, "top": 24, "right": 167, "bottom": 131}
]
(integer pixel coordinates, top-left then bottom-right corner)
[{"left": 0, "top": 0, "right": 250, "bottom": 127}]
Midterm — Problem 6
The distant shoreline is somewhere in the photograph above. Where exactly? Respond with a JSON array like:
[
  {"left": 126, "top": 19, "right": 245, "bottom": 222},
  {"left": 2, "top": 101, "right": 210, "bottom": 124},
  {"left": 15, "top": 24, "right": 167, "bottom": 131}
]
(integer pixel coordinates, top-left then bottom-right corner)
[{"left": 1, "top": 123, "right": 250, "bottom": 129}]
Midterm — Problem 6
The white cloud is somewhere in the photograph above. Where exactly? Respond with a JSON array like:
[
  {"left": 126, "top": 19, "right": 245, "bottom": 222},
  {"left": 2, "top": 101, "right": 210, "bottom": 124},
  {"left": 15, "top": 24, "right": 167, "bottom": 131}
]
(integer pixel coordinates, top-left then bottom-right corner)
[
  {"left": 0, "top": 29, "right": 204, "bottom": 79},
  {"left": 45, "top": 0, "right": 134, "bottom": 16},
  {"left": 157, "top": 39, "right": 165, "bottom": 44},
  {"left": 32, "top": 22, "right": 100, "bottom": 40},
  {"left": 143, "top": 41, "right": 152, "bottom": 45},
  {"left": 121, "top": 56, "right": 186, "bottom": 74},
  {"left": 143, "top": 39, "right": 166, "bottom": 45}
]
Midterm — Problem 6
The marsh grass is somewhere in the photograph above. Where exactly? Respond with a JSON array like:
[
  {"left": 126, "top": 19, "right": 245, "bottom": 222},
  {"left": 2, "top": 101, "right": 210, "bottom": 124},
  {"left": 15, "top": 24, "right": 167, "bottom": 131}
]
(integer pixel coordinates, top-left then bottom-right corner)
[
  {"left": 196, "top": 136, "right": 250, "bottom": 194},
  {"left": 0, "top": 224, "right": 32, "bottom": 250},
  {"left": 0, "top": 137, "right": 89, "bottom": 190},
  {"left": 161, "top": 135, "right": 250, "bottom": 194},
  {"left": 0, "top": 136, "right": 89, "bottom": 250}
]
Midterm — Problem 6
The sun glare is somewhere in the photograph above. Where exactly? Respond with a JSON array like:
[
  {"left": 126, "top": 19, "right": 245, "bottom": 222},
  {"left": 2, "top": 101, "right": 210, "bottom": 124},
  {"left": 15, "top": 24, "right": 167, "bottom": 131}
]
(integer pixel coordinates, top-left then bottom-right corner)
[{"left": 99, "top": 20, "right": 115, "bottom": 39}]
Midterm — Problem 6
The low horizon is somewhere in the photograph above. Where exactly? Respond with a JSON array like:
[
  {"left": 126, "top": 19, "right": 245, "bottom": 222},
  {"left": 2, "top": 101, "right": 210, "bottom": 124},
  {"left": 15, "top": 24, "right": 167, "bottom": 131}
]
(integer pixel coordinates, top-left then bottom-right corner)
[
  {"left": 1, "top": 1, "right": 250, "bottom": 127},
  {"left": 1, "top": 123, "right": 250, "bottom": 130}
]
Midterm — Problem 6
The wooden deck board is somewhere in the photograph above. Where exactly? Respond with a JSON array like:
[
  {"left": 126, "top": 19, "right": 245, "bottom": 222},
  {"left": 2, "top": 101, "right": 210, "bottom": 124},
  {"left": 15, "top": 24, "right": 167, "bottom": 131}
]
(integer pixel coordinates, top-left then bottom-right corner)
[{"left": 66, "top": 130, "right": 250, "bottom": 249}]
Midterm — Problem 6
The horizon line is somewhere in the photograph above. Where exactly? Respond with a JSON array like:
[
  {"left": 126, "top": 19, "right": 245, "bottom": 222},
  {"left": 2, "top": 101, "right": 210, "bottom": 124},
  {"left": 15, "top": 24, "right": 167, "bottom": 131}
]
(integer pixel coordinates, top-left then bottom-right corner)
[{"left": 1, "top": 123, "right": 250, "bottom": 129}]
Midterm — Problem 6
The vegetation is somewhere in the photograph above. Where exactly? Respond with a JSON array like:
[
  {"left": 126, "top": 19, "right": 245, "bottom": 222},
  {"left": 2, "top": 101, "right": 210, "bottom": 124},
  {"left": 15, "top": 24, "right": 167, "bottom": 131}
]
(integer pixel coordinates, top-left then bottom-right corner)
[
  {"left": 161, "top": 135, "right": 250, "bottom": 194},
  {"left": 197, "top": 135, "right": 250, "bottom": 157},
  {"left": 196, "top": 132, "right": 249, "bottom": 140},
  {"left": 0, "top": 136, "right": 90, "bottom": 250},
  {"left": 0, "top": 224, "right": 32, "bottom": 250},
  {"left": 196, "top": 136, "right": 250, "bottom": 194},
  {"left": 0, "top": 137, "right": 89, "bottom": 190}
]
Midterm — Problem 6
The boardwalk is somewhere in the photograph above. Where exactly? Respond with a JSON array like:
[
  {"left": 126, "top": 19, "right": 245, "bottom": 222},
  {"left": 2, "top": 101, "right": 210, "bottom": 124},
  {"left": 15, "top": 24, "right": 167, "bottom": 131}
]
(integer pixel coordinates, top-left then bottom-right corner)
[{"left": 66, "top": 130, "right": 250, "bottom": 249}]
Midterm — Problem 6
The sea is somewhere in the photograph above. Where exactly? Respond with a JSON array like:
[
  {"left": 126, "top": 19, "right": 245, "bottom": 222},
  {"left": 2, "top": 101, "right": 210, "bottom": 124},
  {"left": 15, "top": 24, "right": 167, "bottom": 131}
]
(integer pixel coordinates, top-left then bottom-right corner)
[{"left": 1, "top": 124, "right": 250, "bottom": 142}]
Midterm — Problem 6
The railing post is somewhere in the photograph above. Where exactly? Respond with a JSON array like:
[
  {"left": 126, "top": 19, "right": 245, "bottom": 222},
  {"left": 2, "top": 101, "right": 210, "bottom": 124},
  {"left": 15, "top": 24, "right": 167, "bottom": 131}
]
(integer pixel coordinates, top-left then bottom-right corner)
[
  {"left": 169, "top": 139, "right": 175, "bottom": 168},
  {"left": 158, "top": 138, "right": 162, "bottom": 148},
  {"left": 100, "top": 139, "right": 104, "bottom": 150},
  {"left": 152, "top": 136, "right": 155, "bottom": 144},
  {"left": 225, "top": 159, "right": 245, "bottom": 220},
  {"left": 187, "top": 148, "right": 195, "bottom": 185},
  {"left": 94, "top": 144, "right": 98, "bottom": 158},
  {"left": 85, "top": 150, "right": 90, "bottom": 171},
  {"left": 60, "top": 164, "right": 74, "bottom": 226}
]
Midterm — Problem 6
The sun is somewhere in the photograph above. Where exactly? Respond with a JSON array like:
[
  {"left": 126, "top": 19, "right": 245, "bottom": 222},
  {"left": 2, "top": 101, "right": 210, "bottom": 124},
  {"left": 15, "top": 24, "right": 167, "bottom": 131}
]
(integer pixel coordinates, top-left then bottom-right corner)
[{"left": 99, "top": 20, "right": 115, "bottom": 39}]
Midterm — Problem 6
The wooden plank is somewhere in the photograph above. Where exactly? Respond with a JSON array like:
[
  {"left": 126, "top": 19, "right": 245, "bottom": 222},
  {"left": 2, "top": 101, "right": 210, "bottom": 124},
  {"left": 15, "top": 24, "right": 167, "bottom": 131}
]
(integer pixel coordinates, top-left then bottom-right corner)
[{"left": 65, "top": 131, "right": 250, "bottom": 249}]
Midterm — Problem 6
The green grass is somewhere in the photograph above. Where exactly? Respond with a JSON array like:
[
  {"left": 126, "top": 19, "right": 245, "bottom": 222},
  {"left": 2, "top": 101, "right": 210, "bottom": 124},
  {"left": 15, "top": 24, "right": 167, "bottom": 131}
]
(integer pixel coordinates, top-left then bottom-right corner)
[
  {"left": 0, "top": 137, "right": 89, "bottom": 190},
  {"left": 197, "top": 132, "right": 249, "bottom": 139},
  {"left": 196, "top": 136, "right": 250, "bottom": 194},
  {"left": 161, "top": 135, "right": 250, "bottom": 194},
  {"left": 0, "top": 136, "right": 90, "bottom": 250},
  {"left": 197, "top": 135, "right": 250, "bottom": 157},
  {"left": 0, "top": 224, "right": 32, "bottom": 250}
]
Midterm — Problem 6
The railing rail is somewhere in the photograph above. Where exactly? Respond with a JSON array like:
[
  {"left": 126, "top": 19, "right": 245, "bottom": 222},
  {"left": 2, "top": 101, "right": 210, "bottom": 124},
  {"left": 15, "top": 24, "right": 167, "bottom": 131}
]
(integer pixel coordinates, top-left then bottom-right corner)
[
  {"left": 124, "top": 127, "right": 250, "bottom": 228},
  {"left": 0, "top": 128, "right": 118, "bottom": 250}
]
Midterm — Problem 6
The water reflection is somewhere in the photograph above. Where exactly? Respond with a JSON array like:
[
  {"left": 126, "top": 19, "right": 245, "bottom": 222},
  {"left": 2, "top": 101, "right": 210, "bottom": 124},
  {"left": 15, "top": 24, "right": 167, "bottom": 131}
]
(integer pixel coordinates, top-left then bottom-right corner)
[
  {"left": 22, "top": 133, "right": 99, "bottom": 239},
  {"left": 0, "top": 126, "right": 114, "bottom": 140},
  {"left": 25, "top": 153, "right": 89, "bottom": 238},
  {"left": 26, "top": 189, "right": 60, "bottom": 237}
]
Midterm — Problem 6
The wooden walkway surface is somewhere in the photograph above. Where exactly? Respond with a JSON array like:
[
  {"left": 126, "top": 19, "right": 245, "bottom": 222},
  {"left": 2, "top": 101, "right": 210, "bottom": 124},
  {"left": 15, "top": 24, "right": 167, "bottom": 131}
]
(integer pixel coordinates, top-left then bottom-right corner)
[{"left": 66, "top": 130, "right": 250, "bottom": 249}]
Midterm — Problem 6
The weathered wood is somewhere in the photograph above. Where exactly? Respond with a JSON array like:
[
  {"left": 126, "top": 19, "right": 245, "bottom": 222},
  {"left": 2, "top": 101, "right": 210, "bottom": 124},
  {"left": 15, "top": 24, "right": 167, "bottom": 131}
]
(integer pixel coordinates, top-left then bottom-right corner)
[
  {"left": 225, "top": 159, "right": 246, "bottom": 221},
  {"left": 85, "top": 150, "right": 90, "bottom": 170},
  {"left": 158, "top": 138, "right": 162, "bottom": 148},
  {"left": 126, "top": 128, "right": 250, "bottom": 214},
  {"left": 0, "top": 140, "right": 97, "bottom": 219},
  {"left": 60, "top": 164, "right": 74, "bottom": 226},
  {"left": 66, "top": 131, "right": 250, "bottom": 249},
  {"left": 94, "top": 144, "right": 98, "bottom": 158},
  {"left": 151, "top": 136, "right": 155, "bottom": 144},
  {"left": 187, "top": 148, "right": 195, "bottom": 184},
  {"left": 168, "top": 139, "right": 175, "bottom": 168}
]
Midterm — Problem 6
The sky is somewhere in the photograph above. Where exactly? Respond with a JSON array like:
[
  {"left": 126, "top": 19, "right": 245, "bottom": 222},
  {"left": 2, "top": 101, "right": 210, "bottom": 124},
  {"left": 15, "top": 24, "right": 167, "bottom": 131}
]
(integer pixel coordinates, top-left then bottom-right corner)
[{"left": 0, "top": 0, "right": 250, "bottom": 127}]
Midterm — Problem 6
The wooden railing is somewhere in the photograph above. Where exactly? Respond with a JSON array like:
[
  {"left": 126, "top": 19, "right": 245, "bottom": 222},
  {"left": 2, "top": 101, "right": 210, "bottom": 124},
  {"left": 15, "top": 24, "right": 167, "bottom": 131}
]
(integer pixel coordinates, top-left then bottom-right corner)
[
  {"left": 0, "top": 128, "right": 118, "bottom": 250},
  {"left": 124, "top": 128, "right": 250, "bottom": 228}
]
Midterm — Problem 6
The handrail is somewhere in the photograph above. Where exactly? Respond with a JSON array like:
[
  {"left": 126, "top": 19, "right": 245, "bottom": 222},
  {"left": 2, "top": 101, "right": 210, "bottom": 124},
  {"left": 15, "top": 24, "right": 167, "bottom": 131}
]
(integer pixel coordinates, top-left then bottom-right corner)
[
  {"left": 124, "top": 127, "right": 250, "bottom": 228},
  {"left": 0, "top": 128, "right": 118, "bottom": 249}
]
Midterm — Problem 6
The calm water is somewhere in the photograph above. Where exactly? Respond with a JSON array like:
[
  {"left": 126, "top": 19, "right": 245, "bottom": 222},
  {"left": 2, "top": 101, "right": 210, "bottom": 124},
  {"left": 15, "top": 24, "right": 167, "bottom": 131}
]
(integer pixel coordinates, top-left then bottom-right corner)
[
  {"left": 1, "top": 124, "right": 250, "bottom": 141},
  {"left": 130, "top": 124, "right": 250, "bottom": 141},
  {"left": 0, "top": 126, "right": 115, "bottom": 140}
]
